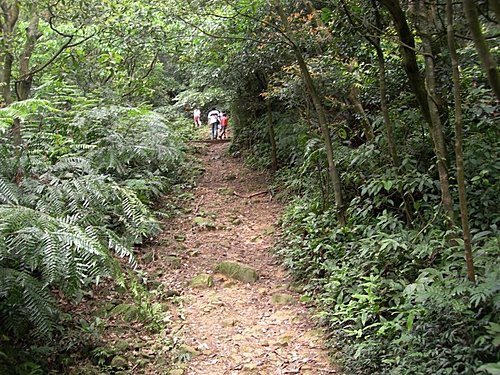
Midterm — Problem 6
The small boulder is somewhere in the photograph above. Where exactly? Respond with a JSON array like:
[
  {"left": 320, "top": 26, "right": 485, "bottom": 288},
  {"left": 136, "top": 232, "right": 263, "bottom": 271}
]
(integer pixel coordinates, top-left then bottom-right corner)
[
  {"left": 214, "top": 261, "right": 259, "bottom": 283},
  {"left": 271, "top": 293, "right": 297, "bottom": 306},
  {"left": 110, "top": 355, "right": 128, "bottom": 369},
  {"left": 165, "top": 256, "right": 181, "bottom": 269},
  {"left": 174, "top": 234, "right": 186, "bottom": 242},
  {"left": 189, "top": 274, "right": 214, "bottom": 288},
  {"left": 193, "top": 217, "right": 216, "bottom": 230},
  {"left": 114, "top": 340, "right": 129, "bottom": 352},
  {"left": 231, "top": 217, "right": 242, "bottom": 225},
  {"left": 218, "top": 187, "right": 234, "bottom": 196},
  {"left": 179, "top": 344, "right": 200, "bottom": 358}
]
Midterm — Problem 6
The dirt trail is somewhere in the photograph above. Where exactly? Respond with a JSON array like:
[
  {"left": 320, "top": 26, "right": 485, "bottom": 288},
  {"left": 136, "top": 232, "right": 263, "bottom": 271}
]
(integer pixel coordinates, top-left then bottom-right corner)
[{"left": 159, "top": 142, "right": 336, "bottom": 374}]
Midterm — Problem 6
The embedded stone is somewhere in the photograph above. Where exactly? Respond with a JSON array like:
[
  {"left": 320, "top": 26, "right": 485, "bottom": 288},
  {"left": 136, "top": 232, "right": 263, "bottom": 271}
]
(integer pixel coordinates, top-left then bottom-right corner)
[
  {"left": 114, "top": 340, "right": 129, "bottom": 352},
  {"left": 110, "top": 355, "right": 128, "bottom": 369},
  {"left": 179, "top": 344, "right": 200, "bottom": 358},
  {"left": 193, "top": 217, "right": 216, "bottom": 230},
  {"left": 214, "top": 261, "right": 259, "bottom": 283},
  {"left": 271, "top": 293, "right": 297, "bottom": 305},
  {"left": 189, "top": 274, "right": 214, "bottom": 288},
  {"left": 174, "top": 234, "right": 186, "bottom": 242},
  {"left": 165, "top": 256, "right": 181, "bottom": 269}
]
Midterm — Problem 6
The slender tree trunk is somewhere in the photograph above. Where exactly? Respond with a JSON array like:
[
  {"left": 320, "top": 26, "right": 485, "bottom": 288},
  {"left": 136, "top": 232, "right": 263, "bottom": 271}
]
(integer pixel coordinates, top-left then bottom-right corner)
[
  {"left": 348, "top": 83, "right": 375, "bottom": 142},
  {"left": 463, "top": 0, "right": 500, "bottom": 100},
  {"left": 274, "top": 0, "right": 346, "bottom": 225},
  {"left": 418, "top": 0, "right": 455, "bottom": 225},
  {"left": 447, "top": 0, "right": 475, "bottom": 282},
  {"left": 10, "top": 14, "right": 41, "bottom": 150},
  {"left": 265, "top": 96, "right": 278, "bottom": 172},
  {"left": 377, "top": 0, "right": 432, "bottom": 124},
  {"left": 374, "top": 38, "right": 414, "bottom": 224},
  {"left": 489, "top": 0, "right": 500, "bottom": 22},
  {"left": 416, "top": 0, "right": 455, "bottom": 224},
  {"left": 1, "top": 51, "right": 14, "bottom": 106},
  {"left": 17, "top": 15, "right": 41, "bottom": 101},
  {"left": 375, "top": 46, "right": 398, "bottom": 166},
  {"left": 0, "top": 0, "right": 19, "bottom": 106}
]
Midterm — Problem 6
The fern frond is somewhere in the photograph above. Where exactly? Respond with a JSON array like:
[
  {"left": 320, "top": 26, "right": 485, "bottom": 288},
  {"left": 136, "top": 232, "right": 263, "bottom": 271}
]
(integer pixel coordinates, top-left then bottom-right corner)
[
  {"left": 106, "top": 230, "right": 137, "bottom": 269},
  {"left": 0, "top": 205, "right": 114, "bottom": 294},
  {"left": 0, "top": 267, "right": 55, "bottom": 338},
  {"left": 0, "top": 177, "right": 18, "bottom": 205}
]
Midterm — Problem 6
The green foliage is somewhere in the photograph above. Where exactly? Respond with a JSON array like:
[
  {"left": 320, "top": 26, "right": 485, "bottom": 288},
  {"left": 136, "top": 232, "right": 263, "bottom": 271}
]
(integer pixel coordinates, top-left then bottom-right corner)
[
  {"left": 0, "top": 96, "right": 186, "bottom": 346},
  {"left": 278, "top": 196, "right": 499, "bottom": 374}
]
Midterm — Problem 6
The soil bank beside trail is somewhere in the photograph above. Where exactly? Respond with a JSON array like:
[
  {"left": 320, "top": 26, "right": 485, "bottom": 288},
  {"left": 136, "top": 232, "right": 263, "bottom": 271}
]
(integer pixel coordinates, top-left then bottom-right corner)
[{"left": 158, "top": 141, "right": 337, "bottom": 375}]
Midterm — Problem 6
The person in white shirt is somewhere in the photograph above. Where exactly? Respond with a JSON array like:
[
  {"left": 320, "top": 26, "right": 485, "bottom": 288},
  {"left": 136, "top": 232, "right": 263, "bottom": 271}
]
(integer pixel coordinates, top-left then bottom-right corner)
[
  {"left": 193, "top": 108, "right": 201, "bottom": 127},
  {"left": 207, "top": 108, "right": 220, "bottom": 140}
]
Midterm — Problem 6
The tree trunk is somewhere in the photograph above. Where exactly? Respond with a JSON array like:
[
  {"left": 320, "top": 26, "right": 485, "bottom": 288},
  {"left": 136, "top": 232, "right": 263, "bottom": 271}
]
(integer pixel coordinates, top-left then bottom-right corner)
[
  {"left": 416, "top": 0, "right": 455, "bottom": 224},
  {"left": 1, "top": 52, "right": 14, "bottom": 106},
  {"left": 274, "top": 0, "right": 346, "bottom": 226},
  {"left": 489, "top": 0, "right": 500, "bottom": 22},
  {"left": 463, "top": 0, "right": 500, "bottom": 100},
  {"left": 375, "top": 46, "right": 397, "bottom": 166},
  {"left": 366, "top": 2, "right": 414, "bottom": 224},
  {"left": 10, "top": 14, "right": 41, "bottom": 149},
  {"left": 348, "top": 83, "right": 375, "bottom": 143},
  {"left": 17, "top": 15, "right": 41, "bottom": 101},
  {"left": 0, "top": 0, "right": 19, "bottom": 106},
  {"left": 376, "top": 0, "right": 431, "bottom": 125},
  {"left": 265, "top": 96, "right": 278, "bottom": 172},
  {"left": 446, "top": 0, "right": 475, "bottom": 282}
]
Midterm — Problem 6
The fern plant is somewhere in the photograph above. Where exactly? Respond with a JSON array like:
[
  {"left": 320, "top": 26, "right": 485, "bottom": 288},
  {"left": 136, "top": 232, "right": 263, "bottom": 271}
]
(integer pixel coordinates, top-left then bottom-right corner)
[
  {"left": 0, "top": 203, "right": 117, "bottom": 337},
  {"left": 0, "top": 99, "right": 187, "bottom": 341}
]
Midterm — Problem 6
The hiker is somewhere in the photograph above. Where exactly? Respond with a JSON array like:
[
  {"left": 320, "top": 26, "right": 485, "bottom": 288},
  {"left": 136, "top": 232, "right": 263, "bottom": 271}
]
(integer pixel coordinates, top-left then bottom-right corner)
[
  {"left": 207, "top": 108, "right": 220, "bottom": 140},
  {"left": 193, "top": 108, "right": 201, "bottom": 127},
  {"left": 219, "top": 112, "right": 228, "bottom": 139}
]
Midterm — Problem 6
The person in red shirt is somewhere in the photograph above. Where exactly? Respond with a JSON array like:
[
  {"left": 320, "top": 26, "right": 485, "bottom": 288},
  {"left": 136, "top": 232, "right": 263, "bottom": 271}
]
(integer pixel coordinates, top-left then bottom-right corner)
[{"left": 219, "top": 113, "right": 228, "bottom": 139}]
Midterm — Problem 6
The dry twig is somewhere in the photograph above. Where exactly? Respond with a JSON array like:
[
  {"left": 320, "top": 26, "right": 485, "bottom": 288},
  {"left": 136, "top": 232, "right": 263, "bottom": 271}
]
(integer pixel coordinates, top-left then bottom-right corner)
[
  {"left": 233, "top": 190, "right": 268, "bottom": 199},
  {"left": 193, "top": 194, "right": 204, "bottom": 214}
]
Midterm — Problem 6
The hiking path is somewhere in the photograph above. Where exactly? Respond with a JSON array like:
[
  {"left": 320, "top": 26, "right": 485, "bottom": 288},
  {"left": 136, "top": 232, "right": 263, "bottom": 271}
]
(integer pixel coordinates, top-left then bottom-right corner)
[{"left": 152, "top": 141, "right": 337, "bottom": 375}]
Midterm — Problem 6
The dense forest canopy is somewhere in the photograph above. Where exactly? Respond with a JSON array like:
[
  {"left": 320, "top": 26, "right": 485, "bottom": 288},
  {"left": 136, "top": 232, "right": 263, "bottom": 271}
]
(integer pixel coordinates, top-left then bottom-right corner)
[{"left": 0, "top": 0, "right": 498, "bottom": 374}]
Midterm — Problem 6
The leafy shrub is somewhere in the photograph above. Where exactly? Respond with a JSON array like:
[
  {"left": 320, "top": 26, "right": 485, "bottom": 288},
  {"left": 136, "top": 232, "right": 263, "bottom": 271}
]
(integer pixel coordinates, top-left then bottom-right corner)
[{"left": 277, "top": 196, "right": 499, "bottom": 374}]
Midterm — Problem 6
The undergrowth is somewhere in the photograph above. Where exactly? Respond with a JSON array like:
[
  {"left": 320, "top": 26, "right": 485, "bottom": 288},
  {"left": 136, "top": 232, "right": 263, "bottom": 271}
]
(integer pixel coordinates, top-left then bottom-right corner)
[
  {"left": 277, "top": 197, "right": 499, "bottom": 374},
  {"left": 0, "top": 90, "right": 195, "bottom": 373}
]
